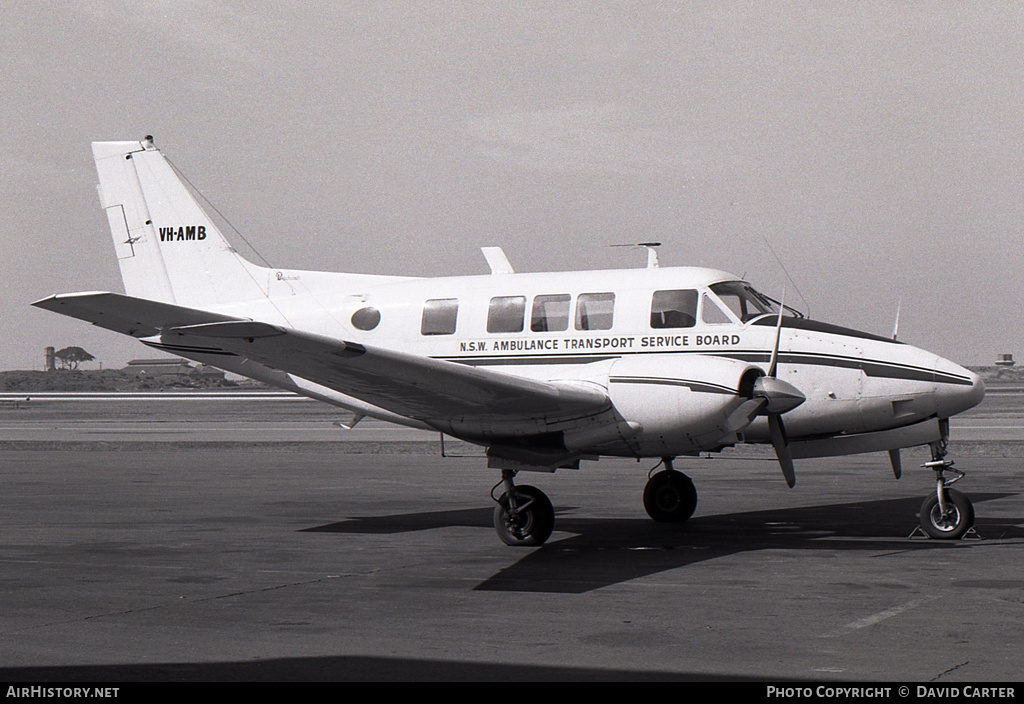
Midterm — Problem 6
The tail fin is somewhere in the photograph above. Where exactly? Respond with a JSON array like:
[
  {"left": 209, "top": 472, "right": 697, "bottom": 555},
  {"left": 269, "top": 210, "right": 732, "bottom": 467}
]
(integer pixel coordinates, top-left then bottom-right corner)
[{"left": 93, "top": 137, "right": 271, "bottom": 309}]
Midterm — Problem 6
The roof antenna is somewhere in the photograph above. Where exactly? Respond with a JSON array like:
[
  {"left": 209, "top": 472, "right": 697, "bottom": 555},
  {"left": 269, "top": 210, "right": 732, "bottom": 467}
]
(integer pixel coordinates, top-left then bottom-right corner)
[
  {"left": 612, "top": 242, "right": 661, "bottom": 268},
  {"left": 761, "top": 235, "right": 810, "bottom": 319},
  {"left": 891, "top": 298, "right": 901, "bottom": 341}
]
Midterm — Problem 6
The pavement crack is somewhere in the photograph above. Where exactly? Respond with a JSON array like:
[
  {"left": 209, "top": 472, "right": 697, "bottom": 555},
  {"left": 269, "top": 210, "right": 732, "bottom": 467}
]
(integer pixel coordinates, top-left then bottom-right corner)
[
  {"left": 1, "top": 574, "right": 353, "bottom": 635},
  {"left": 191, "top": 574, "right": 347, "bottom": 603},
  {"left": 931, "top": 661, "right": 970, "bottom": 681}
]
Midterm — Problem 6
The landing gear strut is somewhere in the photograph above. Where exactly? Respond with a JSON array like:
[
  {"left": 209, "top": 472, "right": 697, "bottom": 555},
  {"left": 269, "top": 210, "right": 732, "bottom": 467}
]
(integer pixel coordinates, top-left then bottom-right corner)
[
  {"left": 643, "top": 458, "right": 698, "bottom": 523},
  {"left": 918, "top": 431, "right": 975, "bottom": 540},
  {"left": 492, "top": 470, "right": 555, "bottom": 546}
]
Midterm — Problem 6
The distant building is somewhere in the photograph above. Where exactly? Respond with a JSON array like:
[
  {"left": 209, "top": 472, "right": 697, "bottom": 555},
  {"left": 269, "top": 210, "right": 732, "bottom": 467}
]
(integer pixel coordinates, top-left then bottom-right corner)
[
  {"left": 995, "top": 353, "right": 1016, "bottom": 367},
  {"left": 124, "top": 358, "right": 224, "bottom": 379}
]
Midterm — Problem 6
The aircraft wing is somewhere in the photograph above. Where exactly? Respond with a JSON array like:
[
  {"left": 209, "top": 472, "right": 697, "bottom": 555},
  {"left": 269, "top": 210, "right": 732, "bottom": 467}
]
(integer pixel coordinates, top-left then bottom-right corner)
[{"left": 33, "top": 292, "right": 610, "bottom": 426}]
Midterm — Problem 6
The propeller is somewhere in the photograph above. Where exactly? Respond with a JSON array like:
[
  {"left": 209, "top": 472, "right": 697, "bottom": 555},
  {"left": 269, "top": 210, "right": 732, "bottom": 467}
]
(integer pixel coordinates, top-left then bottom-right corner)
[
  {"left": 721, "top": 293, "right": 805, "bottom": 485},
  {"left": 723, "top": 292, "right": 804, "bottom": 487},
  {"left": 762, "top": 292, "right": 802, "bottom": 486}
]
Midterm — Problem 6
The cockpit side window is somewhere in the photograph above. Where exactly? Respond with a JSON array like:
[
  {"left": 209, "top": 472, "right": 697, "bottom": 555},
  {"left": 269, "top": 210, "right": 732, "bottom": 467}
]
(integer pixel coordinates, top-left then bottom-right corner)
[
  {"left": 650, "top": 289, "right": 698, "bottom": 328},
  {"left": 700, "top": 294, "right": 735, "bottom": 324},
  {"left": 708, "top": 282, "right": 777, "bottom": 323}
]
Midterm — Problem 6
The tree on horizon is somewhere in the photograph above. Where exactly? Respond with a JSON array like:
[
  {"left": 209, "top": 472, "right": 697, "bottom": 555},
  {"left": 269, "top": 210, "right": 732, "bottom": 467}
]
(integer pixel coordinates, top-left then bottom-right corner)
[{"left": 53, "top": 346, "right": 95, "bottom": 370}]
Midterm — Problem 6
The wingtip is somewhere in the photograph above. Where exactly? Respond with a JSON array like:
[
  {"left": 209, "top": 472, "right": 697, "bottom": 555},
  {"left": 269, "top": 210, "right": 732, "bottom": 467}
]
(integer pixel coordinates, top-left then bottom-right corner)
[{"left": 31, "top": 291, "right": 116, "bottom": 310}]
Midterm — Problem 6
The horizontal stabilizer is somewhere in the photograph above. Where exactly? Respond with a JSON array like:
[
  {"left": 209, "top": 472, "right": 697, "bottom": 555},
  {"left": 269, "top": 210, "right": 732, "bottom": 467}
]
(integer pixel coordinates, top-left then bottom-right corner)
[{"left": 32, "top": 291, "right": 235, "bottom": 338}]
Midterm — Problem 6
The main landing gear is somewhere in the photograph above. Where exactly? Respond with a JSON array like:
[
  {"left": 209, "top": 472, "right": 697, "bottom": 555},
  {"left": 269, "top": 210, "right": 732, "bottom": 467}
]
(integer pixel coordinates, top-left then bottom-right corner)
[
  {"left": 492, "top": 470, "right": 555, "bottom": 547},
  {"left": 917, "top": 436, "right": 975, "bottom": 540},
  {"left": 491, "top": 459, "right": 700, "bottom": 546},
  {"left": 643, "top": 457, "right": 698, "bottom": 523}
]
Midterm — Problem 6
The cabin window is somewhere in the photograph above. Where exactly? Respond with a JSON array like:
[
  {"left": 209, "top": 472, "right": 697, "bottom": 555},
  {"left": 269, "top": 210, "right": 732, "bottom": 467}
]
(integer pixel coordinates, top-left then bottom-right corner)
[
  {"left": 650, "top": 289, "right": 698, "bottom": 328},
  {"left": 575, "top": 292, "right": 615, "bottom": 331},
  {"left": 531, "top": 294, "right": 571, "bottom": 332},
  {"left": 487, "top": 296, "right": 526, "bottom": 333},
  {"left": 351, "top": 307, "right": 381, "bottom": 331},
  {"left": 421, "top": 298, "right": 459, "bottom": 335}
]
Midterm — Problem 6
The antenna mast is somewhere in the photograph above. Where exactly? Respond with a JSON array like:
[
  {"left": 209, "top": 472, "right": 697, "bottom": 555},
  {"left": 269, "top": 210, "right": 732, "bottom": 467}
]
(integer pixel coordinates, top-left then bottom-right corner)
[
  {"left": 761, "top": 236, "right": 810, "bottom": 319},
  {"left": 612, "top": 242, "right": 662, "bottom": 268}
]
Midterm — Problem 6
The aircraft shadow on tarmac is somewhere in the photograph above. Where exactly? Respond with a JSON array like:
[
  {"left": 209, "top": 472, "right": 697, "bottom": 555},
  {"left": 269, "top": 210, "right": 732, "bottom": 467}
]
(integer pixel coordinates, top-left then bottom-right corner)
[
  {"left": 0, "top": 655, "right": 765, "bottom": 682},
  {"left": 304, "top": 493, "right": 1023, "bottom": 594}
]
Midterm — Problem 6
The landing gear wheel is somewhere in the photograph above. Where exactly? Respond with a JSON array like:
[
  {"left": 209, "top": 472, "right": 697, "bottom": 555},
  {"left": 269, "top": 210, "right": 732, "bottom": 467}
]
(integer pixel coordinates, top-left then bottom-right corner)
[
  {"left": 643, "top": 470, "right": 698, "bottom": 523},
  {"left": 919, "top": 488, "right": 974, "bottom": 540},
  {"left": 493, "top": 485, "right": 554, "bottom": 547}
]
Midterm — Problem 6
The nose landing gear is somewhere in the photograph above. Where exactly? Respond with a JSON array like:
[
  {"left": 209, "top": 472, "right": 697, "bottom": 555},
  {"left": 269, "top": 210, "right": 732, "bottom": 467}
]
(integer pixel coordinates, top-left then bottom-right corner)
[{"left": 917, "top": 434, "right": 975, "bottom": 540}]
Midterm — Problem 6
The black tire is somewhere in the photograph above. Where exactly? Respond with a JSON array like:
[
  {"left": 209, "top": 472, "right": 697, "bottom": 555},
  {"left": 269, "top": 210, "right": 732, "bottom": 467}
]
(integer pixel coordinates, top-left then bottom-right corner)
[
  {"left": 643, "top": 470, "right": 698, "bottom": 523},
  {"left": 919, "top": 488, "right": 974, "bottom": 540},
  {"left": 493, "top": 485, "right": 554, "bottom": 546}
]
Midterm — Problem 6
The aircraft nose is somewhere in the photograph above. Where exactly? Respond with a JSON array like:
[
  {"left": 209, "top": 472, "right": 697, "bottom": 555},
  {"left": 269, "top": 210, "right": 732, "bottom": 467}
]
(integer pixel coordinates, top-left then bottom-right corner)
[{"left": 935, "top": 357, "right": 985, "bottom": 417}]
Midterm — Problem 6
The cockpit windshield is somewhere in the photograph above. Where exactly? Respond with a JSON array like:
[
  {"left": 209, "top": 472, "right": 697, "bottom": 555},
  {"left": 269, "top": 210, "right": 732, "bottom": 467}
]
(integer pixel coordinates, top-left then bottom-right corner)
[{"left": 708, "top": 282, "right": 802, "bottom": 323}]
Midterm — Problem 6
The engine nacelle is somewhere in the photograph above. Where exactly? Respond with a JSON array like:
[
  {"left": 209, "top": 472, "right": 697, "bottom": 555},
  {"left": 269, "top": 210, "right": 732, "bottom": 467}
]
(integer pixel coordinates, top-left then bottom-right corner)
[{"left": 606, "top": 353, "right": 764, "bottom": 456}]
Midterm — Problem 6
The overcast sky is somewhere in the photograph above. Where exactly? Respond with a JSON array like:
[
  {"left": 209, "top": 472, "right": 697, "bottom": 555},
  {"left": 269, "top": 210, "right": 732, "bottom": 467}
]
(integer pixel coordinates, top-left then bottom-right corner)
[{"left": 2, "top": 1, "right": 1022, "bottom": 370}]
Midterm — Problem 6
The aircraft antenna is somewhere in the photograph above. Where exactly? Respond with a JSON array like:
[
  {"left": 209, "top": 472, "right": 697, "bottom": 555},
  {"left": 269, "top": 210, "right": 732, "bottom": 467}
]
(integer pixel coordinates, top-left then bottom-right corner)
[
  {"left": 761, "top": 236, "right": 811, "bottom": 319},
  {"left": 165, "top": 156, "right": 277, "bottom": 271},
  {"left": 611, "top": 242, "right": 661, "bottom": 268},
  {"left": 161, "top": 152, "right": 360, "bottom": 331},
  {"left": 891, "top": 298, "right": 901, "bottom": 341}
]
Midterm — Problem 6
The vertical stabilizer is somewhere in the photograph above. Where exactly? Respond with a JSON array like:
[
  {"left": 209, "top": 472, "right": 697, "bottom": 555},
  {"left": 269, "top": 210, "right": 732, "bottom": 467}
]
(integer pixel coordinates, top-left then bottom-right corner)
[{"left": 92, "top": 138, "right": 270, "bottom": 308}]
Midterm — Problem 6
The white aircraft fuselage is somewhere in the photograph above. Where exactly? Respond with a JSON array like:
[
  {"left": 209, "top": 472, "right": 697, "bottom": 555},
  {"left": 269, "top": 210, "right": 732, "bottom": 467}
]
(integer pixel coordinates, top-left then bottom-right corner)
[
  {"left": 186, "top": 263, "right": 983, "bottom": 461},
  {"left": 33, "top": 138, "right": 986, "bottom": 545}
]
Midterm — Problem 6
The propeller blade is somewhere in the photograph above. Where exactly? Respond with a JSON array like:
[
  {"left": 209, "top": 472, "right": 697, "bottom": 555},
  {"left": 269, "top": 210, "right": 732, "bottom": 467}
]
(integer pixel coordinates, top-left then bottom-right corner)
[
  {"left": 888, "top": 448, "right": 902, "bottom": 479},
  {"left": 724, "top": 397, "right": 768, "bottom": 434},
  {"left": 767, "top": 289, "right": 786, "bottom": 377},
  {"left": 768, "top": 414, "right": 796, "bottom": 488}
]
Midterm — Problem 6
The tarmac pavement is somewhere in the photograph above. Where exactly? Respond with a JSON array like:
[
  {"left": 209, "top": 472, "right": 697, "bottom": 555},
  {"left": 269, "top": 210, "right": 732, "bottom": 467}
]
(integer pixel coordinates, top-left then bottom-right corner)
[{"left": 0, "top": 395, "right": 1021, "bottom": 682}]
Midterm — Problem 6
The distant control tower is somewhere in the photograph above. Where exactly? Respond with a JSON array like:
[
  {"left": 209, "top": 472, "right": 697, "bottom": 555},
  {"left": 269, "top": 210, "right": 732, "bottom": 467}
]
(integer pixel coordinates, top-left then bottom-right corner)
[{"left": 44, "top": 346, "right": 55, "bottom": 372}]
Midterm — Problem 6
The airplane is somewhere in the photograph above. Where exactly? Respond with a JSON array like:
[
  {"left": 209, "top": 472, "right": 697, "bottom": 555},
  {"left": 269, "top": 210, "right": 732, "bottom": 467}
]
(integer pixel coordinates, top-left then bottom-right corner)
[{"left": 33, "top": 136, "right": 986, "bottom": 546}]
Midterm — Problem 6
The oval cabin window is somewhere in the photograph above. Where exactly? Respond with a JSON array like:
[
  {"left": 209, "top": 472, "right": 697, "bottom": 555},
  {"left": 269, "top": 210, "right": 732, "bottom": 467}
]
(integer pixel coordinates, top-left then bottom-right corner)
[{"left": 351, "top": 307, "right": 381, "bottom": 331}]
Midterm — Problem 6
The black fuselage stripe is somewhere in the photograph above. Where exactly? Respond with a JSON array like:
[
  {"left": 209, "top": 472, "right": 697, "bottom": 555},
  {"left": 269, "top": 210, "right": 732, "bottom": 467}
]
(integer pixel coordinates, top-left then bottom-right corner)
[
  {"left": 609, "top": 376, "right": 735, "bottom": 394},
  {"left": 439, "top": 350, "right": 973, "bottom": 386}
]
